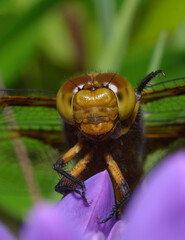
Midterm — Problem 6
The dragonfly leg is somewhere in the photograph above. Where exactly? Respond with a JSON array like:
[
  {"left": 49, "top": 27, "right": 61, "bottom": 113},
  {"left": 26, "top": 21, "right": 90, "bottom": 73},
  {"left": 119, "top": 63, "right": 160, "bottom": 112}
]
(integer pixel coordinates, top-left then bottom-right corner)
[
  {"left": 99, "top": 152, "right": 130, "bottom": 223},
  {"left": 53, "top": 151, "right": 92, "bottom": 202},
  {"left": 55, "top": 184, "right": 81, "bottom": 194},
  {"left": 99, "top": 181, "right": 130, "bottom": 223},
  {"left": 54, "top": 142, "right": 83, "bottom": 168},
  {"left": 55, "top": 182, "right": 87, "bottom": 201},
  {"left": 137, "top": 70, "right": 165, "bottom": 93}
]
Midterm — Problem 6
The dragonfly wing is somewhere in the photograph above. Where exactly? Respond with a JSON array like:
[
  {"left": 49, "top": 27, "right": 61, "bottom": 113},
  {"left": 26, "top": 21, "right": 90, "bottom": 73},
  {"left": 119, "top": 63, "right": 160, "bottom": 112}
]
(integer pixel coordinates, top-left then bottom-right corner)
[
  {"left": 141, "top": 78, "right": 185, "bottom": 170},
  {"left": 0, "top": 89, "right": 66, "bottom": 221}
]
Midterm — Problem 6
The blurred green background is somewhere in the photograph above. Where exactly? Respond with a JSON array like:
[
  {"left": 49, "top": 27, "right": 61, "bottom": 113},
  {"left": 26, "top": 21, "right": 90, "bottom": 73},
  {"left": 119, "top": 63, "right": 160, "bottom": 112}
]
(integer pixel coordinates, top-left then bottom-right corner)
[
  {"left": 0, "top": 0, "right": 185, "bottom": 233},
  {"left": 0, "top": 0, "right": 185, "bottom": 90}
]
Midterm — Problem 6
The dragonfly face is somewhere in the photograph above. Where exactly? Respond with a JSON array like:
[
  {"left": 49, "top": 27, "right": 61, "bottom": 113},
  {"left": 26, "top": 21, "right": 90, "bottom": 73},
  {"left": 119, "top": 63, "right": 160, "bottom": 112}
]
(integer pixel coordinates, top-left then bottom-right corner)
[
  {"left": 0, "top": 72, "right": 184, "bottom": 223},
  {"left": 56, "top": 73, "right": 136, "bottom": 140}
]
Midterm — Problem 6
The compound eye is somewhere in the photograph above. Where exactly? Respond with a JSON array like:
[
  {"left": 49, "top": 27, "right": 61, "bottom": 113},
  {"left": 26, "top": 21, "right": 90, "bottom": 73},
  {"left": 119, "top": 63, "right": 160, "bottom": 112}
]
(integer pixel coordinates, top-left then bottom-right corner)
[
  {"left": 103, "top": 74, "right": 136, "bottom": 120},
  {"left": 56, "top": 85, "right": 74, "bottom": 124},
  {"left": 93, "top": 73, "right": 136, "bottom": 120},
  {"left": 117, "top": 82, "right": 136, "bottom": 120},
  {"left": 56, "top": 75, "right": 93, "bottom": 123}
]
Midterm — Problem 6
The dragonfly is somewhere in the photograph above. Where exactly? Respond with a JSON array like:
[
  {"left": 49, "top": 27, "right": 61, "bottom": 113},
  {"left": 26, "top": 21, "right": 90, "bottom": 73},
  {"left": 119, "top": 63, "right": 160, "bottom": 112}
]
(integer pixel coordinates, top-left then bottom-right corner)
[{"left": 0, "top": 72, "right": 184, "bottom": 225}]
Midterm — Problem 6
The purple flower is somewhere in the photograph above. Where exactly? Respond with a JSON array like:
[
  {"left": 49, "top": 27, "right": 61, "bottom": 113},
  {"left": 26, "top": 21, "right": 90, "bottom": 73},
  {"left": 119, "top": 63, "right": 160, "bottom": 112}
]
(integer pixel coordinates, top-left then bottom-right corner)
[
  {"left": 109, "top": 149, "right": 185, "bottom": 240},
  {"left": 1, "top": 150, "right": 185, "bottom": 240},
  {"left": 19, "top": 203, "right": 84, "bottom": 240},
  {"left": 0, "top": 222, "right": 16, "bottom": 240},
  {"left": 107, "top": 220, "right": 126, "bottom": 240},
  {"left": 0, "top": 170, "right": 116, "bottom": 240},
  {"left": 55, "top": 170, "right": 116, "bottom": 237}
]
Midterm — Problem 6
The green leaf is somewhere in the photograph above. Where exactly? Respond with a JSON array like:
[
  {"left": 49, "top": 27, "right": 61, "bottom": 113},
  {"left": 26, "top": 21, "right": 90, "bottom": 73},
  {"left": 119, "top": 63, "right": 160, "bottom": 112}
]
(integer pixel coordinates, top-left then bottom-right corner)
[
  {"left": 0, "top": 0, "right": 63, "bottom": 86},
  {"left": 94, "top": 0, "right": 115, "bottom": 38},
  {"left": 130, "top": 0, "right": 185, "bottom": 51},
  {"left": 147, "top": 30, "right": 168, "bottom": 74},
  {"left": 97, "top": 0, "right": 141, "bottom": 72}
]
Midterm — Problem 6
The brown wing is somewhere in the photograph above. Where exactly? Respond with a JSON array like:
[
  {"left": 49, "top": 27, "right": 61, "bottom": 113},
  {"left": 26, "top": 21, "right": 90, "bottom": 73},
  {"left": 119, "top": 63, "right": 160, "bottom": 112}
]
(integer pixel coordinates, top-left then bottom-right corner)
[
  {"left": 141, "top": 77, "right": 185, "bottom": 103},
  {"left": 141, "top": 77, "right": 185, "bottom": 155},
  {"left": 0, "top": 89, "right": 66, "bottom": 221},
  {"left": 0, "top": 88, "right": 64, "bottom": 146}
]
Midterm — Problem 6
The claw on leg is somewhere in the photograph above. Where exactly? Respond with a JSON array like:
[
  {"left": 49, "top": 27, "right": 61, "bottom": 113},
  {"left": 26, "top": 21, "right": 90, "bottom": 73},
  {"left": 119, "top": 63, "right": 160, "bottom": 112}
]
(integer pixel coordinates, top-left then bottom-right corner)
[{"left": 53, "top": 147, "right": 93, "bottom": 203}]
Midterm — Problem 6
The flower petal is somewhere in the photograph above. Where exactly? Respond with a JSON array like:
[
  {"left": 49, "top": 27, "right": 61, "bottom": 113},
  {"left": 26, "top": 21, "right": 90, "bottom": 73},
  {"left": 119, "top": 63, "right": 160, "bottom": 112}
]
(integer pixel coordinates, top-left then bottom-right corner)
[
  {"left": 124, "top": 150, "right": 185, "bottom": 240},
  {"left": 107, "top": 220, "right": 126, "bottom": 240},
  {"left": 20, "top": 203, "right": 84, "bottom": 240},
  {"left": 56, "top": 170, "right": 116, "bottom": 237},
  {"left": 85, "top": 231, "right": 105, "bottom": 240},
  {"left": 0, "top": 222, "right": 16, "bottom": 240}
]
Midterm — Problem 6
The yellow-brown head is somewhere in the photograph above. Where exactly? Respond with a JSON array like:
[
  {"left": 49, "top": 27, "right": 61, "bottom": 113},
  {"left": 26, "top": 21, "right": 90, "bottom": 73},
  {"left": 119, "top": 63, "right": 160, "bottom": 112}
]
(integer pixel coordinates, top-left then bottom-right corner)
[{"left": 56, "top": 73, "right": 136, "bottom": 140}]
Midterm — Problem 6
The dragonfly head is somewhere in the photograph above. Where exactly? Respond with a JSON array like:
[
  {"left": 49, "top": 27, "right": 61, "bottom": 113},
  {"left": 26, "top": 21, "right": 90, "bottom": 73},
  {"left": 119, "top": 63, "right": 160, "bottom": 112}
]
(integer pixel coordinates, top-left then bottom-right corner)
[{"left": 56, "top": 73, "right": 136, "bottom": 140}]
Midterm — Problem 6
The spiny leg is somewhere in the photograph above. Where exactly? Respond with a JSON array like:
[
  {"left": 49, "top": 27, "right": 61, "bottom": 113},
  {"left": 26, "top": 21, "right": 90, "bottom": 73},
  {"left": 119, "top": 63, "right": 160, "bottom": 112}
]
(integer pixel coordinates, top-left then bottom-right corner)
[
  {"left": 54, "top": 142, "right": 83, "bottom": 168},
  {"left": 68, "top": 151, "right": 93, "bottom": 177},
  {"left": 53, "top": 142, "right": 83, "bottom": 197},
  {"left": 68, "top": 151, "right": 93, "bottom": 201},
  {"left": 54, "top": 149, "right": 93, "bottom": 202},
  {"left": 102, "top": 181, "right": 130, "bottom": 222},
  {"left": 137, "top": 70, "right": 165, "bottom": 93},
  {"left": 100, "top": 152, "right": 130, "bottom": 223}
]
